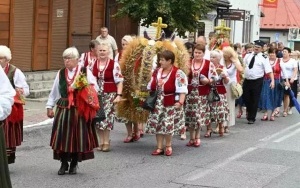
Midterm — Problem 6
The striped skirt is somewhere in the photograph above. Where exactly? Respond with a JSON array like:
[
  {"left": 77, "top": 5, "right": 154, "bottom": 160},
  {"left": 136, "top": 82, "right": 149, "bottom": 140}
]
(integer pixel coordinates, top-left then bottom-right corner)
[
  {"left": 0, "top": 123, "right": 12, "bottom": 188},
  {"left": 50, "top": 106, "right": 99, "bottom": 161}
]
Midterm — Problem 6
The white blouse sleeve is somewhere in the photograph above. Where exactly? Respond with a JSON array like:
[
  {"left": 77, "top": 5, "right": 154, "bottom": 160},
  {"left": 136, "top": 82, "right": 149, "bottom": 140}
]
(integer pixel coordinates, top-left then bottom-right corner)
[
  {"left": 0, "top": 66, "right": 16, "bottom": 121},
  {"left": 175, "top": 69, "right": 188, "bottom": 94},
  {"left": 13, "top": 68, "right": 30, "bottom": 96},
  {"left": 86, "top": 68, "right": 99, "bottom": 92},
  {"left": 113, "top": 62, "right": 124, "bottom": 84},
  {"left": 46, "top": 71, "right": 61, "bottom": 109},
  {"left": 78, "top": 53, "right": 85, "bottom": 67}
]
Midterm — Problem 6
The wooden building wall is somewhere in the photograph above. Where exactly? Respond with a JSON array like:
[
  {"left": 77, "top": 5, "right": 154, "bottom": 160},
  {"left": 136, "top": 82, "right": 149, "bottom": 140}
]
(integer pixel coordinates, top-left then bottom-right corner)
[
  {"left": 12, "top": 0, "right": 34, "bottom": 71},
  {"left": 1, "top": 0, "right": 137, "bottom": 71},
  {"left": 0, "top": 0, "right": 12, "bottom": 46}
]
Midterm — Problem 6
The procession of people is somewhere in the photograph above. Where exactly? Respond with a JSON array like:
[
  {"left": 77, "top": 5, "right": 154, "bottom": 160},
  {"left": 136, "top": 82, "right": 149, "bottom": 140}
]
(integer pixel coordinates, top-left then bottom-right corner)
[{"left": 1, "top": 20, "right": 300, "bottom": 181}]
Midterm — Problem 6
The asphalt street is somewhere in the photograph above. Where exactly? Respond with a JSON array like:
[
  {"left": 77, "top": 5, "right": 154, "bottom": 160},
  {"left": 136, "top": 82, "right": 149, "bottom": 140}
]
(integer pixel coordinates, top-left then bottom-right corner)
[{"left": 8, "top": 102, "right": 300, "bottom": 188}]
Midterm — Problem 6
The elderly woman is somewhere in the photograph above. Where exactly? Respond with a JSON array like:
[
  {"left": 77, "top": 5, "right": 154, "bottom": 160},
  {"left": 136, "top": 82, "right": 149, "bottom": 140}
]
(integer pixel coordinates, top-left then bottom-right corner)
[
  {"left": 206, "top": 50, "right": 230, "bottom": 137},
  {"left": 92, "top": 42, "right": 123, "bottom": 151},
  {"left": 146, "top": 50, "right": 188, "bottom": 156},
  {"left": 46, "top": 47, "right": 99, "bottom": 175},
  {"left": 280, "top": 47, "right": 298, "bottom": 116},
  {"left": 185, "top": 43, "right": 218, "bottom": 147},
  {"left": 0, "top": 65, "right": 15, "bottom": 188},
  {"left": 259, "top": 48, "right": 283, "bottom": 120},
  {"left": 0, "top": 45, "right": 29, "bottom": 164},
  {"left": 222, "top": 46, "right": 243, "bottom": 132}
]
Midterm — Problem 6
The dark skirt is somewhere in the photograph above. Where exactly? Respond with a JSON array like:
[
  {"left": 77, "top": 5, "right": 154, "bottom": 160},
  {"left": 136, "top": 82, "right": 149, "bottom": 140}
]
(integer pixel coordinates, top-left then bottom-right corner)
[
  {"left": 0, "top": 124, "right": 12, "bottom": 188},
  {"left": 3, "top": 120, "right": 23, "bottom": 164},
  {"left": 50, "top": 106, "right": 99, "bottom": 162}
]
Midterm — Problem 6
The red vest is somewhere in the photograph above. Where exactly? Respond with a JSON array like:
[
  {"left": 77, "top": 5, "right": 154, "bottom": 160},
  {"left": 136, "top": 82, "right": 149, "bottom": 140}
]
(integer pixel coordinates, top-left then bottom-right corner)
[
  {"left": 92, "top": 59, "right": 117, "bottom": 92},
  {"left": 265, "top": 58, "right": 281, "bottom": 79},
  {"left": 188, "top": 59, "right": 211, "bottom": 95},
  {"left": 214, "top": 65, "right": 226, "bottom": 94},
  {"left": 150, "top": 66, "right": 179, "bottom": 107}
]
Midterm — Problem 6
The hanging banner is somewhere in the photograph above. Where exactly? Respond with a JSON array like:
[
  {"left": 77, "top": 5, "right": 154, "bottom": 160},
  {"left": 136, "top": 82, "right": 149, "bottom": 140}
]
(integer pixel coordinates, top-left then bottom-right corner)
[{"left": 263, "top": 0, "right": 278, "bottom": 8}]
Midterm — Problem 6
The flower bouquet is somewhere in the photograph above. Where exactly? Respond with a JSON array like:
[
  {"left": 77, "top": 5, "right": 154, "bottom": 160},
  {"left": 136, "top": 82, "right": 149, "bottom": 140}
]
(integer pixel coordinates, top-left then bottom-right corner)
[
  {"left": 131, "top": 90, "right": 149, "bottom": 111},
  {"left": 73, "top": 71, "right": 99, "bottom": 121}
]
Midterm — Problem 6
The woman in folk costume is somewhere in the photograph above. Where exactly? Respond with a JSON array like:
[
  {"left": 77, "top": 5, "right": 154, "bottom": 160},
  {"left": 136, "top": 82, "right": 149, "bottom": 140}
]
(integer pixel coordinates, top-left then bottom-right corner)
[
  {"left": 0, "top": 65, "right": 15, "bottom": 188},
  {"left": 146, "top": 50, "right": 188, "bottom": 156},
  {"left": 0, "top": 45, "right": 29, "bottom": 164},
  {"left": 78, "top": 40, "right": 101, "bottom": 71},
  {"left": 185, "top": 43, "right": 218, "bottom": 147},
  {"left": 115, "top": 35, "right": 146, "bottom": 142},
  {"left": 259, "top": 48, "right": 283, "bottom": 121},
  {"left": 92, "top": 42, "right": 124, "bottom": 152},
  {"left": 46, "top": 47, "right": 100, "bottom": 175},
  {"left": 206, "top": 50, "right": 230, "bottom": 137}
]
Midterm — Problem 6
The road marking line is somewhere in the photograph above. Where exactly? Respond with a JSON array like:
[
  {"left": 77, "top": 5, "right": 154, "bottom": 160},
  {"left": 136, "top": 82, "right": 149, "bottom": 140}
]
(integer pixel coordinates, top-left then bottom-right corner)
[
  {"left": 259, "top": 122, "right": 300, "bottom": 142},
  {"left": 187, "top": 147, "right": 257, "bottom": 181},
  {"left": 273, "top": 128, "right": 300, "bottom": 143},
  {"left": 186, "top": 122, "right": 300, "bottom": 181},
  {"left": 24, "top": 118, "right": 53, "bottom": 129}
]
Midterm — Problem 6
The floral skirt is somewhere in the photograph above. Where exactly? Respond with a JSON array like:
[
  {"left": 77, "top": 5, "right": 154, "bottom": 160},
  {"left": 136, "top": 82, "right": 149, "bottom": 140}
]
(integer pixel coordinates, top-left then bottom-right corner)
[
  {"left": 145, "top": 93, "right": 180, "bottom": 135},
  {"left": 95, "top": 92, "right": 116, "bottom": 130},
  {"left": 185, "top": 89, "right": 210, "bottom": 129},
  {"left": 209, "top": 94, "right": 229, "bottom": 123}
]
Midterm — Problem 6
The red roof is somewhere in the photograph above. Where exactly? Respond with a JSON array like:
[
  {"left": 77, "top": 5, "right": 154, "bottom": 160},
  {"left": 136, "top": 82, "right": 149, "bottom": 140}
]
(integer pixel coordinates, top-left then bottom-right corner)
[{"left": 260, "top": 0, "right": 300, "bottom": 29}]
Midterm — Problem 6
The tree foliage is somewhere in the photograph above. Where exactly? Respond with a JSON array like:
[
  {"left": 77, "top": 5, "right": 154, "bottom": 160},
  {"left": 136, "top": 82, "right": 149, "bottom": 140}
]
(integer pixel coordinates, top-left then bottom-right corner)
[{"left": 115, "top": 0, "right": 216, "bottom": 36}]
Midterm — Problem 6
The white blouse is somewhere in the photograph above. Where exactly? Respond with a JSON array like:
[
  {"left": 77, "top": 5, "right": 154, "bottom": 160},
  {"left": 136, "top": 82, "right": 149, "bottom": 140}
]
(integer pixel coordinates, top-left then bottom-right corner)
[
  {"left": 0, "top": 66, "right": 16, "bottom": 120},
  {"left": 12, "top": 65, "right": 30, "bottom": 96},
  {"left": 280, "top": 58, "right": 298, "bottom": 80},
  {"left": 147, "top": 68, "right": 188, "bottom": 94},
  {"left": 46, "top": 65, "right": 99, "bottom": 109}
]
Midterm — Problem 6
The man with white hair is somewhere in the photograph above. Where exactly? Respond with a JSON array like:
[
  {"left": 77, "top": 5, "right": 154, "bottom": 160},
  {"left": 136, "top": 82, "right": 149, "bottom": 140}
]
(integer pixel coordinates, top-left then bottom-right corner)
[
  {"left": 0, "top": 65, "right": 15, "bottom": 188},
  {"left": 0, "top": 45, "right": 29, "bottom": 164}
]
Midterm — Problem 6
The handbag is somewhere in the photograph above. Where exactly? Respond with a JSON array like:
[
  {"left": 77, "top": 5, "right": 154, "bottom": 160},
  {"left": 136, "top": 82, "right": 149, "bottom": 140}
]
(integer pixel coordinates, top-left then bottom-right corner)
[
  {"left": 208, "top": 86, "right": 220, "bottom": 102},
  {"left": 142, "top": 91, "right": 158, "bottom": 111},
  {"left": 230, "top": 81, "right": 243, "bottom": 99},
  {"left": 93, "top": 94, "right": 106, "bottom": 122}
]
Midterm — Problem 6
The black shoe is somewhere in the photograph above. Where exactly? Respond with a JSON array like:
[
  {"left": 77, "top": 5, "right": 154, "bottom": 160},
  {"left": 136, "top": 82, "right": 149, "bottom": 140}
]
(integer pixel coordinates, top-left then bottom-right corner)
[
  {"left": 58, "top": 162, "right": 69, "bottom": 175},
  {"left": 69, "top": 161, "right": 78, "bottom": 174},
  {"left": 248, "top": 120, "right": 254, "bottom": 124}
]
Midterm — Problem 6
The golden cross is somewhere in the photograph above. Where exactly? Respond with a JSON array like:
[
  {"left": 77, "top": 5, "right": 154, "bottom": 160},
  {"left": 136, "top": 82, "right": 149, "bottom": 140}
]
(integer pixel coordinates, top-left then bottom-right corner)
[
  {"left": 151, "top": 17, "right": 168, "bottom": 40},
  {"left": 214, "top": 19, "right": 231, "bottom": 35}
]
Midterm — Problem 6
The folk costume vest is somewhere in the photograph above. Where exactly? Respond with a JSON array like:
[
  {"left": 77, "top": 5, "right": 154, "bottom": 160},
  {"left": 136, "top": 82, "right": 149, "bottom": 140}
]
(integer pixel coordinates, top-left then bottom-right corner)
[
  {"left": 150, "top": 66, "right": 178, "bottom": 107},
  {"left": 264, "top": 58, "right": 281, "bottom": 79},
  {"left": 5, "top": 64, "right": 23, "bottom": 123},
  {"left": 214, "top": 65, "right": 226, "bottom": 94},
  {"left": 188, "top": 59, "right": 211, "bottom": 95},
  {"left": 92, "top": 59, "right": 117, "bottom": 93}
]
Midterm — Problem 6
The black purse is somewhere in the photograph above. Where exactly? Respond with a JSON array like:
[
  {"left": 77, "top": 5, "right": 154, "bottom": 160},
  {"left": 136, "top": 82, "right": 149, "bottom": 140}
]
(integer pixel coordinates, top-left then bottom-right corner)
[
  {"left": 208, "top": 86, "right": 220, "bottom": 102},
  {"left": 142, "top": 91, "right": 158, "bottom": 111},
  {"left": 93, "top": 94, "right": 106, "bottom": 122}
]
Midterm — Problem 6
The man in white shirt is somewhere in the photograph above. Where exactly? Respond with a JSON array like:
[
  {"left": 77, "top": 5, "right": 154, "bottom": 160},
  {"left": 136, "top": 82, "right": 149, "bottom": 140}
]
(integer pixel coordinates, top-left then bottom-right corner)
[
  {"left": 0, "top": 65, "right": 15, "bottom": 188},
  {"left": 95, "top": 27, "right": 118, "bottom": 60},
  {"left": 243, "top": 40, "right": 275, "bottom": 124}
]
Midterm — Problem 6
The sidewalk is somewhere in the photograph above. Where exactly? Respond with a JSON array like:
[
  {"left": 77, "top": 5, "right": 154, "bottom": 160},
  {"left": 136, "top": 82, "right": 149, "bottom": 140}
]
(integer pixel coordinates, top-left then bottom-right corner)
[{"left": 24, "top": 100, "right": 52, "bottom": 127}]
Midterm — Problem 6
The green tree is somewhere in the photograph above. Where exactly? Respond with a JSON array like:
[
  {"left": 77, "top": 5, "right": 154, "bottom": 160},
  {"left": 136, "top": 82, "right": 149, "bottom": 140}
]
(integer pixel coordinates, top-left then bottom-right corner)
[{"left": 114, "top": 0, "right": 216, "bottom": 37}]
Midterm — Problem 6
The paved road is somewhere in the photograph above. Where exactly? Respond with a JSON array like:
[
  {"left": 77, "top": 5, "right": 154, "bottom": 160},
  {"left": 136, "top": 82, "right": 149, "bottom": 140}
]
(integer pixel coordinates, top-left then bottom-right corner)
[{"left": 9, "top": 108, "right": 300, "bottom": 188}]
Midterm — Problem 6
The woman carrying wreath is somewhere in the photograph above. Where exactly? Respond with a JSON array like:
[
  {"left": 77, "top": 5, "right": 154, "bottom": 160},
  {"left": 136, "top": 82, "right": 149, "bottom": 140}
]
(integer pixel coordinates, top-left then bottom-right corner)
[
  {"left": 145, "top": 50, "right": 188, "bottom": 156},
  {"left": 46, "top": 47, "right": 99, "bottom": 175}
]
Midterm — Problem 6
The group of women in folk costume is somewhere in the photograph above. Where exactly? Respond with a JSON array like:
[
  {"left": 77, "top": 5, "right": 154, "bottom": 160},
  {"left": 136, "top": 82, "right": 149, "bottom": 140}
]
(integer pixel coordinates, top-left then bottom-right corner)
[{"left": 0, "top": 45, "right": 29, "bottom": 165}]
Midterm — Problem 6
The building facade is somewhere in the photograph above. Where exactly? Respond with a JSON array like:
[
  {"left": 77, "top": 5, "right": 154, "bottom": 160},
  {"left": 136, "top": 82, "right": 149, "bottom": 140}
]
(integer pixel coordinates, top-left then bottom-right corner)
[{"left": 0, "top": 0, "right": 138, "bottom": 71}]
